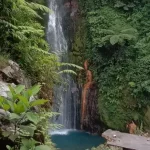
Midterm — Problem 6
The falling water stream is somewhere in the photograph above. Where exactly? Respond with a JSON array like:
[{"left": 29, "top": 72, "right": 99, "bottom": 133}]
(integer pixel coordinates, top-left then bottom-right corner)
[
  {"left": 47, "top": 0, "right": 104, "bottom": 149},
  {"left": 47, "top": 0, "right": 79, "bottom": 129}
]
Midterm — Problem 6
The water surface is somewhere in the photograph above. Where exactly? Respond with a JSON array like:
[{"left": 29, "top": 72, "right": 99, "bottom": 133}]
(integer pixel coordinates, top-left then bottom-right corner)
[{"left": 51, "top": 130, "right": 105, "bottom": 150}]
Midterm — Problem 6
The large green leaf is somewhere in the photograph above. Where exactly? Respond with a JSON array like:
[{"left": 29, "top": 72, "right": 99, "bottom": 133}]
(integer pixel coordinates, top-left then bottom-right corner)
[
  {"left": 3, "top": 103, "right": 10, "bottom": 111},
  {"left": 22, "top": 85, "right": 41, "bottom": 99},
  {"left": 21, "top": 138, "right": 36, "bottom": 148},
  {"left": 22, "top": 90, "right": 30, "bottom": 100},
  {"left": 30, "top": 99, "right": 48, "bottom": 107},
  {"left": 20, "top": 146, "right": 28, "bottom": 150},
  {"left": 35, "top": 145, "right": 50, "bottom": 150},
  {"left": 26, "top": 112, "right": 40, "bottom": 124},
  {"left": 8, "top": 86, "right": 17, "bottom": 101},
  {"left": 110, "top": 35, "right": 119, "bottom": 45},
  {"left": 14, "top": 85, "right": 25, "bottom": 94},
  {"left": 30, "top": 85, "right": 41, "bottom": 96},
  {"left": 13, "top": 102, "right": 26, "bottom": 114},
  {"left": 2, "top": 131, "right": 11, "bottom": 137},
  {"left": 21, "top": 139, "right": 31, "bottom": 147},
  {"left": 20, "top": 125, "right": 36, "bottom": 137},
  {"left": 9, "top": 113, "right": 20, "bottom": 120},
  {"left": 3, "top": 131, "right": 18, "bottom": 141},
  {"left": 9, "top": 134, "right": 18, "bottom": 142},
  {"left": 0, "top": 96, "right": 4, "bottom": 104},
  {"left": 7, "top": 100, "right": 14, "bottom": 112},
  {"left": 17, "top": 95, "right": 29, "bottom": 107}
]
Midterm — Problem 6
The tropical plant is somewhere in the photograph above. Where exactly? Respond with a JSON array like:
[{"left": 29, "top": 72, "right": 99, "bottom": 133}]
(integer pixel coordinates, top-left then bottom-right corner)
[
  {"left": 0, "top": 0, "right": 60, "bottom": 90},
  {"left": 78, "top": 0, "right": 150, "bottom": 131},
  {"left": 99, "top": 28, "right": 137, "bottom": 46},
  {"left": 0, "top": 84, "right": 58, "bottom": 150},
  {"left": 0, "top": 0, "right": 83, "bottom": 91}
]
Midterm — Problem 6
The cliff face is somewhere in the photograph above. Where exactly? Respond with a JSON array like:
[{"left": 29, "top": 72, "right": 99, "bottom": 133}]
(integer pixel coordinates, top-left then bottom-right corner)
[
  {"left": 82, "top": 84, "right": 103, "bottom": 134},
  {"left": 63, "top": 0, "right": 103, "bottom": 133},
  {"left": 0, "top": 60, "right": 31, "bottom": 88},
  {"left": 0, "top": 60, "right": 31, "bottom": 100},
  {"left": 81, "top": 60, "right": 104, "bottom": 134},
  {"left": 62, "top": 0, "right": 104, "bottom": 133}
]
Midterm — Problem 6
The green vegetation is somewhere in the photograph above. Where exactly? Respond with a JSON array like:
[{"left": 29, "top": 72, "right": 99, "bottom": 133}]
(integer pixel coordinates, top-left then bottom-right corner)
[
  {"left": 0, "top": 84, "right": 58, "bottom": 150},
  {"left": 0, "top": 1, "right": 62, "bottom": 149},
  {"left": 78, "top": 0, "right": 150, "bottom": 130},
  {"left": 0, "top": 0, "right": 59, "bottom": 88},
  {"left": 0, "top": 1, "right": 83, "bottom": 149},
  {"left": 2, "top": 0, "right": 150, "bottom": 149}
]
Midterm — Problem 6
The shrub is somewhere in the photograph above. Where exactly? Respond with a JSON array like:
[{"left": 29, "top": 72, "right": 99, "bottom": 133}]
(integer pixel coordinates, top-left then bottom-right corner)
[{"left": 0, "top": 84, "right": 59, "bottom": 150}]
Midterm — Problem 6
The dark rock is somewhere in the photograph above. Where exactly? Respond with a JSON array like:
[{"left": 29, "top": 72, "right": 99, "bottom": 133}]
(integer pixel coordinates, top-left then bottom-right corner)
[
  {"left": 82, "top": 84, "right": 105, "bottom": 134},
  {"left": 0, "top": 60, "right": 31, "bottom": 87},
  {"left": 0, "top": 60, "right": 31, "bottom": 99}
]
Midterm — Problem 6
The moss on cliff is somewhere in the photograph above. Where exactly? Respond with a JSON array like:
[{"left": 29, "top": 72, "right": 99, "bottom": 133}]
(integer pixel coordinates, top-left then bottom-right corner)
[
  {"left": 70, "top": 18, "right": 86, "bottom": 66},
  {"left": 79, "top": 0, "right": 150, "bottom": 131}
]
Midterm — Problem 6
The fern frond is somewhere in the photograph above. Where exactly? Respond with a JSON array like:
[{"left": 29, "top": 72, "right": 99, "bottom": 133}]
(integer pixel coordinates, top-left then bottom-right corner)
[
  {"left": 26, "top": 2, "right": 51, "bottom": 13},
  {"left": 29, "top": 47, "right": 50, "bottom": 55},
  {"left": 58, "top": 70, "right": 77, "bottom": 75},
  {"left": 0, "top": 19, "right": 18, "bottom": 29},
  {"left": 121, "top": 34, "right": 136, "bottom": 41},
  {"left": 37, "top": 39, "right": 49, "bottom": 48},
  {"left": 101, "top": 35, "right": 112, "bottom": 43},
  {"left": 18, "top": 26, "right": 44, "bottom": 35},
  {"left": 19, "top": 5, "right": 42, "bottom": 19},
  {"left": 18, "top": 25, "right": 44, "bottom": 30},
  {"left": 121, "top": 28, "right": 137, "bottom": 34},
  {"left": 100, "top": 29, "right": 115, "bottom": 35},
  {"left": 61, "top": 63, "right": 83, "bottom": 70},
  {"left": 12, "top": 31, "right": 27, "bottom": 40}
]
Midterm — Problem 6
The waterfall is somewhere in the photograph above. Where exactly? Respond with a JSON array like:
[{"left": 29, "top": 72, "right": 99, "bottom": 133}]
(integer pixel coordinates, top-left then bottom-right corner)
[{"left": 47, "top": 0, "right": 80, "bottom": 129}]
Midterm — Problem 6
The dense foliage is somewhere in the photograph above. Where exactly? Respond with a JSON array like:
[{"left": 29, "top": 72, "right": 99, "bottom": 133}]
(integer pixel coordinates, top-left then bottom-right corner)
[
  {"left": 0, "top": 0, "right": 60, "bottom": 88},
  {"left": 0, "top": 1, "right": 83, "bottom": 149},
  {"left": 79, "top": 0, "right": 150, "bottom": 130},
  {"left": 0, "top": 85, "right": 58, "bottom": 150}
]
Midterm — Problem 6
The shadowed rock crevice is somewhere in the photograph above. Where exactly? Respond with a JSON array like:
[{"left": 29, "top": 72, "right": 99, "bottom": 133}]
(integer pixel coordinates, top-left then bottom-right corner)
[{"left": 82, "top": 84, "right": 104, "bottom": 134}]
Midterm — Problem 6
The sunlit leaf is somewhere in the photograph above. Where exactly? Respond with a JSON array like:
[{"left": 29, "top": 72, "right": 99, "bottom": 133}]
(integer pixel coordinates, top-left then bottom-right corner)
[
  {"left": 26, "top": 112, "right": 40, "bottom": 124},
  {"left": 110, "top": 35, "right": 119, "bottom": 45},
  {"left": 20, "top": 125, "right": 36, "bottom": 137},
  {"left": 30, "top": 99, "right": 48, "bottom": 107},
  {"left": 14, "top": 85, "right": 25, "bottom": 94},
  {"left": 18, "top": 95, "right": 29, "bottom": 107},
  {"left": 35, "top": 145, "right": 50, "bottom": 150},
  {"left": 9, "top": 113, "right": 20, "bottom": 120},
  {"left": 3, "top": 104, "right": 10, "bottom": 111},
  {"left": 29, "top": 85, "right": 41, "bottom": 97}
]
